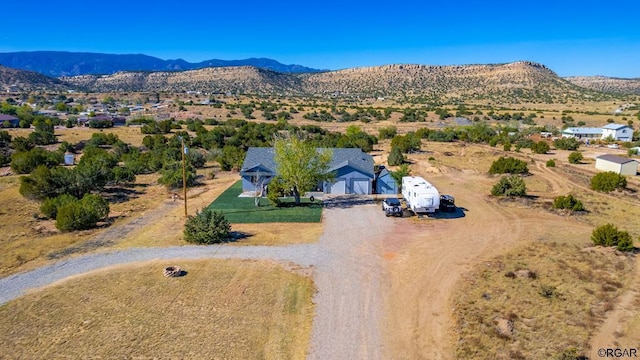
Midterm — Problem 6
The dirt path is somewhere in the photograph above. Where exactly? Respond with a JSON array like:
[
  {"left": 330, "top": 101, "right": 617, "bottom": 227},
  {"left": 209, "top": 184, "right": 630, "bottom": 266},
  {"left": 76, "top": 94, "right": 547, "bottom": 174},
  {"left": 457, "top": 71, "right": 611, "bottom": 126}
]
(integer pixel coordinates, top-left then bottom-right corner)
[
  {"left": 589, "top": 255, "right": 640, "bottom": 357},
  {"left": 383, "top": 170, "right": 528, "bottom": 359}
]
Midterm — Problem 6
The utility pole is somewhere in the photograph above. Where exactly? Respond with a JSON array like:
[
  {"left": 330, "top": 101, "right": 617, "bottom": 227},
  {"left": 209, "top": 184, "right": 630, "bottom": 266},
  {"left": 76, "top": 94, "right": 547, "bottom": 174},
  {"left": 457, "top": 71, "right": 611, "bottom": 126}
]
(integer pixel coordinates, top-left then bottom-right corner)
[{"left": 181, "top": 137, "right": 187, "bottom": 217}]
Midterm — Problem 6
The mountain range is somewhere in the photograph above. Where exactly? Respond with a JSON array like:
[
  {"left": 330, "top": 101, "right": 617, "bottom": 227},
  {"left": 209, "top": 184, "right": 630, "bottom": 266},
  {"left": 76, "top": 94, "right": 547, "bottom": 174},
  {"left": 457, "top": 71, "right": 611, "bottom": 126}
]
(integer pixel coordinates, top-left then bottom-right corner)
[
  {"left": 1, "top": 52, "right": 639, "bottom": 99},
  {"left": 0, "top": 51, "right": 323, "bottom": 76}
]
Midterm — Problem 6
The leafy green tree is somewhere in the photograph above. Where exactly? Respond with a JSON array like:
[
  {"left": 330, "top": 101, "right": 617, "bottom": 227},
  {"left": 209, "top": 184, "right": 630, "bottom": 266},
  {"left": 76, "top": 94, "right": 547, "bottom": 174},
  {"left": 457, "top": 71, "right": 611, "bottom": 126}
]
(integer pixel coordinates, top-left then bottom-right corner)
[
  {"left": 55, "top": 194, "right": 110, "bottom": 231},
  {"left": 113, "top": 166, "right": 136, "bottom": 184},
  {"left": 0, "top": 130, "right": 11, "bottom": 146},
  {"left": 568, "top": 152, "right": 583, "bottom": 164},
  {"left": 388, "top": 146, "right": 405, "bottom": 166},
  {"left": 183, "top": 208, "right": 231, "bottom": 244},
  {"left": 488, "top": 157, "right": 529, "bottom": 174},
  {"left": 274, "top": 134, "right": 333, "bottom": 204},
  {"left": 390, "top": 163, "right": 411, "bottom": 189},
  {"left": 217, "top": 145, "right": 245, "bottom": 171},
  {"left": 158, "top": 161, "right": 196, "bottom": 189},
  {"left": 590, "top": 172, "right": 627, "bottom": 192},
  {"left": 552, "top": 194, "right": 584, "bottom": 211},
  {"left": 10, "top": 148, "right": 62, "bottom": 174},
  {"left": 41, "top": 194, "right": 77, "bottom": 219},
  {"left": 546, "top": 159, "right": 556, "bottom": 167},
  {"left": 531, "top": 141, "right": 550, "bottom": 154},
  {"left": 491, "top": 175, "right": 527, "bottom": 196},
  {"left": 378, "top": 126, "right": 397, "bottom": 140},
  {"left": 553, "top": 137, "right": 580, "bottom": 151},
  {"left": 266, "top": 176, "right": 287, "bottom": 206},
  {"left": 391, "top": 133, "right": 421, "bottom": 153}
]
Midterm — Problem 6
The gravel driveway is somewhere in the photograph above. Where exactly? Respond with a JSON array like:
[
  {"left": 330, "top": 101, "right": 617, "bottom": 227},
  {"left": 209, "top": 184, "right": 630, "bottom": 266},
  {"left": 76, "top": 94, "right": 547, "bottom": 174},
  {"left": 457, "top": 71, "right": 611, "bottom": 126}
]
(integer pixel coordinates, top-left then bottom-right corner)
[{"left": 0, "top": 197, "right": 390, "bottom": 360}]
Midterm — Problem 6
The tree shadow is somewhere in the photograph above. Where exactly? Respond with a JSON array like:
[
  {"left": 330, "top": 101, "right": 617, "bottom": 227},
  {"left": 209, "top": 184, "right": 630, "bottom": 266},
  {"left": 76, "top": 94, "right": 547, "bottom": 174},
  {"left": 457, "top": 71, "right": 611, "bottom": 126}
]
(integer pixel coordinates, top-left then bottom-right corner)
[
  {"left": 322, "top": 195, "right": 375, "bottom": 209},
  {"left": 228, "top": 231, "right": 254, "bottom": 242},
  {"left": 101, "top": 187, "right": 144, "bottom": 203}
]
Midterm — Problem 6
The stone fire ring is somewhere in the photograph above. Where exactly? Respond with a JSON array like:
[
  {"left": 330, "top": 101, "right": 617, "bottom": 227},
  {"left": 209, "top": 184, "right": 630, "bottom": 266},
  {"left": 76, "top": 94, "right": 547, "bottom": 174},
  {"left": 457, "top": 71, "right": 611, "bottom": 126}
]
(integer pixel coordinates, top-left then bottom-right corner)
[{"left": 163, "top": 266, "right": 183, "bottom": 277}]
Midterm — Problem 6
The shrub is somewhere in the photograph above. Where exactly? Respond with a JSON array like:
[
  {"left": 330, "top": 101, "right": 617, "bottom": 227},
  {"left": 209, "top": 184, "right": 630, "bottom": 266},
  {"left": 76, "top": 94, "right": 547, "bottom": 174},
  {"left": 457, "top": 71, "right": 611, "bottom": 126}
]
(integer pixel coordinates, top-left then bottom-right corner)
[
  {"left": 531, "top": 141, "right": 550, "bottom": 154},
  {"left": 55, "top": 194, "right": 110, "bottom": 231},
  {"left": 113, "top": 166, "right": 136, "bottom": 184},
  {"left": 183, "top": 208, "right": 231, "bottom": 244},
  {"left": 552, "top": 194, "right": 585, "bottom": 211},
  {"left": 590, "top": 171, "right": 627, "bottom": 192},
  {"left": 266, "top": 176, "right": 287, "bottom": 206},
  {"left": 489, "top": 157, "right": 529, "bottom": 174},
  {"left": 546, "top": 159, "right": 556, "bottom": 167},
  {"left": 388, "top": 146, "right": 405, "bottom": 166},
  {"left": 503, "top": 141, "right": 512, "bottom": 151},
  {"left": 491, "top": 175, "right": 527, "bottom": 196},
  {"left": 553, "top": 137, "right": 580, "bottom": 151},
  {"left": 568, "top": 151, "right": 583, "bottom": 164},
  {"left": 41, "top": 194, "right": 77, "bottom": 219},
  {"left": 378, "top": 126, "right": 397, "bottom": 140},
  {"left": 591, "top": 223, "right": 635, "bottom": 251}
]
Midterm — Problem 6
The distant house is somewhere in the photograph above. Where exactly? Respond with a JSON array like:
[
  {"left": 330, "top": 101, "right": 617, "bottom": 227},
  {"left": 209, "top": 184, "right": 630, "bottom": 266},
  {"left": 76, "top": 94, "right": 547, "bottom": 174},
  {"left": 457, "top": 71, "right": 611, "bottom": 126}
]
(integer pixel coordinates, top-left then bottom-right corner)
[
  {"left": 374, "top": 166, "right": 398, "bottom": 194},
  {"left": 595, "top": 154, "right": 638, "bottom": 176},
  {"left": 0, "top": 114, "right": 20, "bottom": 127},
  {"left": 601, "top": 123, "right": 632, "bottom": 142},
  {"left": 240, "top": 147, "right": 374, "bottom": 195},
  {"left": 561, "top": 127, "right": 602, "bottom": 140}
]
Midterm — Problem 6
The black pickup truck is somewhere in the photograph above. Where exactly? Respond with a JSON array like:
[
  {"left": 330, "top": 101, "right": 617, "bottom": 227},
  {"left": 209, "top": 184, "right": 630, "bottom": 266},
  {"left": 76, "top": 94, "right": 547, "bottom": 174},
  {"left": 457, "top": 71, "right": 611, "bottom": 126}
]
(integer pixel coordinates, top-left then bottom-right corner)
[{"left": 439, "top": 194, "right": 456, "bottom": 212}]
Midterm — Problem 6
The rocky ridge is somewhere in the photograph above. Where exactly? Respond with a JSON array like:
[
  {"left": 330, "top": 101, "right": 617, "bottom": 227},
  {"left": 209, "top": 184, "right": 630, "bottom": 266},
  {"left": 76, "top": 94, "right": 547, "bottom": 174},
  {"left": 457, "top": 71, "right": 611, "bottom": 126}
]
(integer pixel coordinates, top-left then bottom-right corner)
[{"left": 565, "top": 76, "right": 640, "bottom": 95}]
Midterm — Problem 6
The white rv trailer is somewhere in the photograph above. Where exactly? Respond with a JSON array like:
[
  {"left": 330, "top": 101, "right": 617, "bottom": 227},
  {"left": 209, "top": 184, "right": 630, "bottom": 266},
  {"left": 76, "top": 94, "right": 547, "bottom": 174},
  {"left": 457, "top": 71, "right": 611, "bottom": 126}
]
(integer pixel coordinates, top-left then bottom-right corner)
[{"left": 402, "top": 176, "right": 440, "bottom": 213}]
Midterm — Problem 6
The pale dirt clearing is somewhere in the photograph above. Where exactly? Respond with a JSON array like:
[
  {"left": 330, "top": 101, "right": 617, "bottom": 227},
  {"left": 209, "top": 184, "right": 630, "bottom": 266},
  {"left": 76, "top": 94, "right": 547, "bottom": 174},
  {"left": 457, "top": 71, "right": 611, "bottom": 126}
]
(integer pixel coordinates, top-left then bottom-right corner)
[
  {"left": 383, "top": 169, "right": 525, "bottom": 359},
  {"left": 381, "top": 167, "right": 596, "bottom": 359}
]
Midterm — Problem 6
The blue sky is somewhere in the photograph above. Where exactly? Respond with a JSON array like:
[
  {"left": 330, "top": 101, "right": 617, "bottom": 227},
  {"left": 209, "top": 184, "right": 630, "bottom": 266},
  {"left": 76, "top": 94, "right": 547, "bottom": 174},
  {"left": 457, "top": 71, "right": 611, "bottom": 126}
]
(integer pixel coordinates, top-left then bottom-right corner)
[{"left": 1, "top": 0, "right": 639, "bottom": 77}]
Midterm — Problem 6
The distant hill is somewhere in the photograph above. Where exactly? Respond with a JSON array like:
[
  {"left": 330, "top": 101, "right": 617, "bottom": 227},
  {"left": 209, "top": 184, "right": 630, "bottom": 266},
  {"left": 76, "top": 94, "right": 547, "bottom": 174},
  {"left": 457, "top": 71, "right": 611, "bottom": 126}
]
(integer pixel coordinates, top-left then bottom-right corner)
[
  {"left": 565, "top": 76, "right": 640, "bottom": 95},
  {"left": 0, "top": 65, "right": 69, "bottom": 92},
  {"left": 0, "top": 51, "right": 323, "bottom": 76},
  {"left": 62, "top": 61, "right": 608, "bottom": 102}
]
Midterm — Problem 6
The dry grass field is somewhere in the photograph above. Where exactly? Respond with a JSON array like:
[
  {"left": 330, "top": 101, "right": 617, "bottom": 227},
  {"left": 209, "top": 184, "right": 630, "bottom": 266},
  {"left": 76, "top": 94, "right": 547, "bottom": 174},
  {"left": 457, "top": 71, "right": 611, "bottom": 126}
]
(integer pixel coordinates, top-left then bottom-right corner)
[{"left": 0, "top": 259, "right": 314, "bottom": 359}]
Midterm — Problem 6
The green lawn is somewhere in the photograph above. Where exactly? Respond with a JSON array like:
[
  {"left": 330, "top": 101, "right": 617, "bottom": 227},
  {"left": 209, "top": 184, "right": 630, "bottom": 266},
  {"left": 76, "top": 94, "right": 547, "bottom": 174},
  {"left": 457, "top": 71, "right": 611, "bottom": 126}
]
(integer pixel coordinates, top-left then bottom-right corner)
[{"left": 208, "top": 181, "right": 322, "bottom": 223}]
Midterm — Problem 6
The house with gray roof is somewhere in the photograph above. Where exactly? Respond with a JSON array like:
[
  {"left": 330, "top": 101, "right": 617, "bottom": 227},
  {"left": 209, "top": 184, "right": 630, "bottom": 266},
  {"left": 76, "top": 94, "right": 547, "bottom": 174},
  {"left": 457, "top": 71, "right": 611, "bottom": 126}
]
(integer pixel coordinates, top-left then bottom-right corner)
[
  {"left": 0, "top": 114, "right": 19, "bottom": 128},
  {"left": 602, "top": 123, "right": 633, "bottom": 142},
  {"left": 561, "top": 127, "right": 602, "bottom": 141},
  {"left": 561, "top": 123, "right": 634, "bottom": 142},
  {"left": 240, "top": 147, "right": 374, "bottom": 195}
]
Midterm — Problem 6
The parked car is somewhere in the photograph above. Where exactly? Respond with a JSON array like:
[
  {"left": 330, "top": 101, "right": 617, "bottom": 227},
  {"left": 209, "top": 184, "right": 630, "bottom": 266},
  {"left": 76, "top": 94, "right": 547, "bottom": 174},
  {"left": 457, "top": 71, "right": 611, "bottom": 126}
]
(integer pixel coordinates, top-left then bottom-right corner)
[
  {"left": 382, "top": 197, "right": 403, "bottom": 217},
  {"left": 439, "top": 194, "right": 456, "bottom": 212},
  {"left": 607, "top": 143, "right": 619, "bottom": 149}
]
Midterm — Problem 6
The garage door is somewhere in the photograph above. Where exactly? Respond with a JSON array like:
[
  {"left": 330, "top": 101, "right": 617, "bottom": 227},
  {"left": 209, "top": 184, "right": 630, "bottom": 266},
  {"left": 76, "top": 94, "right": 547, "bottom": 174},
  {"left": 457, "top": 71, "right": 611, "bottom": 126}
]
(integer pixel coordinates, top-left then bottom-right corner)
[
  {"left": 328, "top": 180, "right": 346, "bottom": 194},
  {"left": 351, "top": 180, "right": 369, "bottom": 195}
]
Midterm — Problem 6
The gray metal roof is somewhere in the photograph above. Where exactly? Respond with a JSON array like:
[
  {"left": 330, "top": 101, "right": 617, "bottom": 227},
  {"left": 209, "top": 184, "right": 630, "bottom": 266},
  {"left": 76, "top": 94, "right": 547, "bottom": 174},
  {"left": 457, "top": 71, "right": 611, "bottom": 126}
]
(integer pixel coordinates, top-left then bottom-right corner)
[
  {"left": 562, "top": 127, "right": 602, "bottom": 135},
  {"left": 602, "top": 123, "right": 629, "bottom": 130},
  {"left": 596, "top": 154, "right": 637, "bottom": 165},
  {"left": 241, "top": 147, "right": 374, "bottom": 177},
  {"left": 0, "top": 114, "right": 18, "bottom": 121}
]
